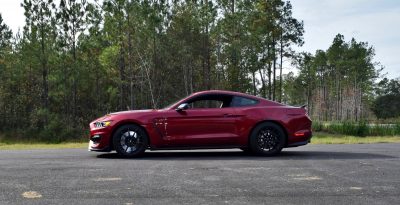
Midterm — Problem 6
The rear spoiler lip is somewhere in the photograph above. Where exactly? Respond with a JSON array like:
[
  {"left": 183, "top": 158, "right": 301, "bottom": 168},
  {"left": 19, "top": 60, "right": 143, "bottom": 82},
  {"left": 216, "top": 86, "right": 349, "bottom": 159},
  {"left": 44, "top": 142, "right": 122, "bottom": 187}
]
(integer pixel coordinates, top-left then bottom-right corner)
[{"left": 300, "top": 104, "right": 307, "bottom": 109}]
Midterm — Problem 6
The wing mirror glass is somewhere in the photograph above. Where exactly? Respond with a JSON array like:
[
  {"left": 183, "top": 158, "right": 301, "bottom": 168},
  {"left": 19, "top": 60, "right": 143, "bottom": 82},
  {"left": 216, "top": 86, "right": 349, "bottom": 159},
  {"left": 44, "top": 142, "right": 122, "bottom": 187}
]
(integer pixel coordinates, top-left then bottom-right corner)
[{"left": 176, "top": 103, "right": 189, "bottom": 111}]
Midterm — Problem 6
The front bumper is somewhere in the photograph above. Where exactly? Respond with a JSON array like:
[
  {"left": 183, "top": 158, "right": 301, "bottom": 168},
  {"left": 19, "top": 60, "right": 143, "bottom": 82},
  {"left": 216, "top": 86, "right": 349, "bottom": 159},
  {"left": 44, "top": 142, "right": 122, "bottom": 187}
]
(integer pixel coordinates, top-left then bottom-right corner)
[
  {"left": 88, "top": 140, "right": 112, "bottom": 152},
  {"left": 88, "top": 125, "right": 113, "bottom": 152}
]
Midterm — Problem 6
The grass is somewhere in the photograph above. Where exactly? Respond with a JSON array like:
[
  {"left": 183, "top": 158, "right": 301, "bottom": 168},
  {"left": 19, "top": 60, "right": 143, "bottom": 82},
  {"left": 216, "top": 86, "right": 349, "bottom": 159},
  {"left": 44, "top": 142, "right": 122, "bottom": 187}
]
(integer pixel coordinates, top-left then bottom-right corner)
[
  {"left": 0, "top": 135, "right": 87, "bottom": 150},
  {"left": 0, "top": 142, "right": 87, "bottom": 150},
  {"left": 311, "top": 132, "right": 400, "bottom": 144},
  {"left": 0, "top": 133, "right": 87, "bottom": 150}
]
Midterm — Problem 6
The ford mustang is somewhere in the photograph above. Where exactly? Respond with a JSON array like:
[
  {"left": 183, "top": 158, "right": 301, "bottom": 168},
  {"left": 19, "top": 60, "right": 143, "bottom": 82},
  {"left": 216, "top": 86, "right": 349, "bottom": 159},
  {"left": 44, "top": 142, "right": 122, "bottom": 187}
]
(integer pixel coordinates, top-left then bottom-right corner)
[{"left": 88, "top": 90, "right": 312, "bottom": 157}]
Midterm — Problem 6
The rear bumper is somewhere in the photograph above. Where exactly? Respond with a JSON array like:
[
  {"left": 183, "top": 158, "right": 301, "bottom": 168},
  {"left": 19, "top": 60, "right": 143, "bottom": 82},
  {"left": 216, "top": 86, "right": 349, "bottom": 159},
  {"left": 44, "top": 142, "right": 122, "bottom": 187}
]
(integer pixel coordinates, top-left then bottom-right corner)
[
  {"left": 286, "top": 130, "right": 312, "bottom": 147},
  {"left": 286, "top": 139, "right": 310, "bottom": 147}
]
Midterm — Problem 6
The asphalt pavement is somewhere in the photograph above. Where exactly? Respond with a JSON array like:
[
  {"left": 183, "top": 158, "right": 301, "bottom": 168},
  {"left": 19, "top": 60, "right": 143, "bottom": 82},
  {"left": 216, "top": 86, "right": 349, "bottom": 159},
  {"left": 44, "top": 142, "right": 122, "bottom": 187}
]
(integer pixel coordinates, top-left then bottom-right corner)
[{"left": 0, "top": 144, "right": 399, "bottom": 205}]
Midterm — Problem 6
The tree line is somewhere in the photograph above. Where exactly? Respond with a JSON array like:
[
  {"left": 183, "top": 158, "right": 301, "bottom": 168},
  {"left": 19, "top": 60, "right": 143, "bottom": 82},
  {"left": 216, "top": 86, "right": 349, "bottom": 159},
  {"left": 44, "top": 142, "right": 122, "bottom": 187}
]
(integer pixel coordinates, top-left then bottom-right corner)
[
  {"left": 0, "top": 0, "right": 394, "bottom": 141},
  {"left": 283, "top": 34, "right": 382, "bottom": 121}
]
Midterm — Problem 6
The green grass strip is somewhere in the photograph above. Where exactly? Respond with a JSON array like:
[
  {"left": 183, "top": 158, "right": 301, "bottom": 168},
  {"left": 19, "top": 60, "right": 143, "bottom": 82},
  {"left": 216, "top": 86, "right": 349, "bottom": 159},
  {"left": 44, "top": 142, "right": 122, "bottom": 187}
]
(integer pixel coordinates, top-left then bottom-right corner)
[
  {"left": 0, "top": 142, "right": 87, "bottom": 150},
  {"left": 311, "top": 132, "right": 400, "bottom": 144}
]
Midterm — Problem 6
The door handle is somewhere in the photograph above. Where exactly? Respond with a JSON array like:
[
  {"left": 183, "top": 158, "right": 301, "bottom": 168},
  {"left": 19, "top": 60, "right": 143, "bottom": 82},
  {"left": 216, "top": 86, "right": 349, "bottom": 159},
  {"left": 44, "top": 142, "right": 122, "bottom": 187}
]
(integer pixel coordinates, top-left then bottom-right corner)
[{"left": 223, "top": 113, "right": 232, "bottom": 117}]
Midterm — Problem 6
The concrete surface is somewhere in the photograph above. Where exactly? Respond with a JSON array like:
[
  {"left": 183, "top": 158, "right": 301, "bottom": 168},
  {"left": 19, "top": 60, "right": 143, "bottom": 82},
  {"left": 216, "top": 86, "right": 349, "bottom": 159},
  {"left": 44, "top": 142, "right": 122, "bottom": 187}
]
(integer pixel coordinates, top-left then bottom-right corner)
[{"left": 0, "top": 144, "right": 399, "bottom": 204}]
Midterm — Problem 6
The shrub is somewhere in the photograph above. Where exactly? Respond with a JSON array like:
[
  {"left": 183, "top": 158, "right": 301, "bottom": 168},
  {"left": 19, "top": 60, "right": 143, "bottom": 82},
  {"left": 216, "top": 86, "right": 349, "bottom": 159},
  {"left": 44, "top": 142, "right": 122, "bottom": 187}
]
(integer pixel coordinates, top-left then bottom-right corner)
[{"left": 313, "top": 121, "right": 400, "bottom": 136}]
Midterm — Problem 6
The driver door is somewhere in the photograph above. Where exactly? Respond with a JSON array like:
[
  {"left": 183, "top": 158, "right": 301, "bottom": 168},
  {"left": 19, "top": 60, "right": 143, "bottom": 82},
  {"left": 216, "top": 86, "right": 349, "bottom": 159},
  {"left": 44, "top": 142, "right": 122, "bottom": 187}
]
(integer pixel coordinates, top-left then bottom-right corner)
[{"left": 164, "top": 94, "right": 240, "bottom": 147}]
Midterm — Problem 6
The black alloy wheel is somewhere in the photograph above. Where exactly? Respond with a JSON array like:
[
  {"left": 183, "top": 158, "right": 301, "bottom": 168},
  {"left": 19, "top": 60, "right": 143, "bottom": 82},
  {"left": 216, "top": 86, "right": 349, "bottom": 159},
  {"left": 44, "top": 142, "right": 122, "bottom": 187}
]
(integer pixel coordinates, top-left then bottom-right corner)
[
  {"left": 249, "top": 122, "right": 286, "bottom": 156},
  {"left": 113, "top": 124, "right": 148, "bottom": 157}
]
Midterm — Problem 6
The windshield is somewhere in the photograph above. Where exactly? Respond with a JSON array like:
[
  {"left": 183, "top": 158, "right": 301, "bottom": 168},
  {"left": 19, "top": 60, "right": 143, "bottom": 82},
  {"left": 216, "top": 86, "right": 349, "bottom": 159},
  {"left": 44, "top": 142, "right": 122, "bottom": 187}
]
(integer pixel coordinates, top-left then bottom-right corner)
[
  {"left": 162, "top": 94, "right": 191, "bottom": 109},
  {"left": 163, "top": 101, "right": 179, "bottom": 109}
]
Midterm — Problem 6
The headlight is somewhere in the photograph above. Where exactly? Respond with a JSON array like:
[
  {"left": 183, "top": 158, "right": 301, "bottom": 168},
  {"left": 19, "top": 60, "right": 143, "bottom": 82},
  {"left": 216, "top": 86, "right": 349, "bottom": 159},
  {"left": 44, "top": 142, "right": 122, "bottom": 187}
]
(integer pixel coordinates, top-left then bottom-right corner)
[{"left": 94, "top": 121, "right": 112, "bottom": 128}]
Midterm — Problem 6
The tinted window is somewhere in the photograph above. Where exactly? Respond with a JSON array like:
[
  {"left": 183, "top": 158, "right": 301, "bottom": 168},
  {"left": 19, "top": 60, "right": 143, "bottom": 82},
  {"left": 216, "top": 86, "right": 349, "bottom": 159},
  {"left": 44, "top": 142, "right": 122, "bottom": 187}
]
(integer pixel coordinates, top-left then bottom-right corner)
[
  {"left": 190, "top": 100, "right": 223, "bottom": 109},
  {"left": 231, "top": 96, "right": 258, "bottom": 107},
  {"left": 186, "top": 94, "right": 233, "bottom": 109}
]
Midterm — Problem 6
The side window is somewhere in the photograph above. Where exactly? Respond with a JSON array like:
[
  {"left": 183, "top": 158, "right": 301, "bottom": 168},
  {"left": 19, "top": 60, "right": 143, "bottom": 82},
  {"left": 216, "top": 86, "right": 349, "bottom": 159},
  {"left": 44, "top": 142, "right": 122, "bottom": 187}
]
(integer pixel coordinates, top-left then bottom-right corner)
[
  {"left": 231, "top": 96, "right": 258, "bottom": 107},
  {"left": 186, "top": 94, "right": 233, "bottom": 109},
  {"left": 190, "top": 100, "right": 223, "bottom": 109}
]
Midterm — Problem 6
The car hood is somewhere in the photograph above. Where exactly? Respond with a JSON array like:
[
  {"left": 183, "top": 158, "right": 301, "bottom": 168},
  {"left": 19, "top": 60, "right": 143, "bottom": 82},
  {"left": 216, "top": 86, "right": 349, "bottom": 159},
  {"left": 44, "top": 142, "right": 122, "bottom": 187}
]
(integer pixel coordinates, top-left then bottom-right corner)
[
  {"left": 91, "top": 109, "right": 161, "bottom": 124},
  {"left": 109, "top": 109, "right": 158, "bottom": 115}
]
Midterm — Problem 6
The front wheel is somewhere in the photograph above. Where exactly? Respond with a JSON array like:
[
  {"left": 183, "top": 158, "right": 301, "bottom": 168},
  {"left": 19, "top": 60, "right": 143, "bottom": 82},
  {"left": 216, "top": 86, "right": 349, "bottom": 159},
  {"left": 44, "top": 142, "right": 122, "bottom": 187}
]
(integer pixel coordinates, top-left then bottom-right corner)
[
  {"left": 249, "top": 122, "right": 286, "bottom": 156},
  {"left": 112, "top": 124, "right": 149, "bottom": 157}
]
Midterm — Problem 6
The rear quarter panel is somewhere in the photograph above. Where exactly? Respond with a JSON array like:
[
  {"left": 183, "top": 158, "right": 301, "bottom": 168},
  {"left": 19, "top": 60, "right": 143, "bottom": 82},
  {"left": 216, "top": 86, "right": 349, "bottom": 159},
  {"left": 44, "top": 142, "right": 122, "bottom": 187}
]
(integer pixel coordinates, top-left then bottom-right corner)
[{"left": 237, "top": 106, "right": 312, "bottom": 147}]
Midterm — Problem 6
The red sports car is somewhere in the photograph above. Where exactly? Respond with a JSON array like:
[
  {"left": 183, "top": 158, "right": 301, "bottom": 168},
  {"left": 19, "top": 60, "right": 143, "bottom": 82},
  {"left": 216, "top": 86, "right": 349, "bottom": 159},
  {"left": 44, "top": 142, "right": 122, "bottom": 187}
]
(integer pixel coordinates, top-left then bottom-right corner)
[{"left": 88, "top": 90, "right": 312, "bottom": 157}]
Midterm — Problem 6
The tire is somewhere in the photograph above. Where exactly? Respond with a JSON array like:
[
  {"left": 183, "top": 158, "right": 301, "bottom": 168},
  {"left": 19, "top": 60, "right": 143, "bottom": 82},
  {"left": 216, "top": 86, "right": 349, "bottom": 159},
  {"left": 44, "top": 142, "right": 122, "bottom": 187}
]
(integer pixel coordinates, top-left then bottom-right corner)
[
  {"left": 249, "top": 122, "right": 286, "bottom": 156},
  {"left": 112, "top": 124, "right": 149, "bottom": 157}
]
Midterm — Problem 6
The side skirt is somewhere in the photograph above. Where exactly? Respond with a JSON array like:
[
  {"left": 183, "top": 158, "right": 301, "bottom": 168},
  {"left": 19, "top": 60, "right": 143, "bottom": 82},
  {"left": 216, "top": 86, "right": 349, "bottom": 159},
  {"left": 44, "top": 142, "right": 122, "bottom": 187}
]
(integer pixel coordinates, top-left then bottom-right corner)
[{"left": 148, "top": 145, "right": 246, "bottom": 151}]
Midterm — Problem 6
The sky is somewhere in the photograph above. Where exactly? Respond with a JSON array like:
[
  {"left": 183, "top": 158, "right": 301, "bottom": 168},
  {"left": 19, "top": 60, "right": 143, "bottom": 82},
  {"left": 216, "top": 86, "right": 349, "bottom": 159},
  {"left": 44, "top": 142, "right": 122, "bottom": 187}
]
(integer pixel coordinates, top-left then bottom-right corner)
[
  {"left": 0, "top": 0, "right": 399, "bottom": 79},
  {"left": 290, "top": 0, "right": 400, "bottom": 79}
]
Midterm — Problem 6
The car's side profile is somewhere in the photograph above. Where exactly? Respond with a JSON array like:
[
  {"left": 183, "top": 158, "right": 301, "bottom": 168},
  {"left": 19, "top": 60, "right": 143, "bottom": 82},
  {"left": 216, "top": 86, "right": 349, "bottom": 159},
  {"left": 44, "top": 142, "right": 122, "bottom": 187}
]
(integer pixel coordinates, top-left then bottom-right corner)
[{"left": 88, "top": 90, "right": 312, "bottom": 157}]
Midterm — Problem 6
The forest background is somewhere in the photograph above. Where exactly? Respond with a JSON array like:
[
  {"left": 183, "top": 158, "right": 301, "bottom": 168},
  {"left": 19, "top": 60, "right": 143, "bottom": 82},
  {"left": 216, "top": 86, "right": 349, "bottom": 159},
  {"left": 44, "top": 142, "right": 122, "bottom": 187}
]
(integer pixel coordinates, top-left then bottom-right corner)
[{"left": 0, "top": 0, "right": 399, "bottom": 142}]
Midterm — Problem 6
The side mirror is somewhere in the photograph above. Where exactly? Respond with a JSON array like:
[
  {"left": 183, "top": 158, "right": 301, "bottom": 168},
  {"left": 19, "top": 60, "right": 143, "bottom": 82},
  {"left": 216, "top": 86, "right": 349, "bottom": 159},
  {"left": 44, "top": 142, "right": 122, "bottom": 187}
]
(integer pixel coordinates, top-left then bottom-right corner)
[{"left": 176, "top": 103, "right": 189, "bottom": 111}]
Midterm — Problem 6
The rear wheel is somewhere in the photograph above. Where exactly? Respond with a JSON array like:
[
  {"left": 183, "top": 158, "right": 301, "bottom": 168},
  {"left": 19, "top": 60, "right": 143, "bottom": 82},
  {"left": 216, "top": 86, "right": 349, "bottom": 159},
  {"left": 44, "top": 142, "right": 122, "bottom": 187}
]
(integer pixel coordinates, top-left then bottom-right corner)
[
  {"left": 112, "top": 124, "right": 148, "bottom": 157},
  {"left": 249, "top": 122, "right": 286, "bottom": 156}
]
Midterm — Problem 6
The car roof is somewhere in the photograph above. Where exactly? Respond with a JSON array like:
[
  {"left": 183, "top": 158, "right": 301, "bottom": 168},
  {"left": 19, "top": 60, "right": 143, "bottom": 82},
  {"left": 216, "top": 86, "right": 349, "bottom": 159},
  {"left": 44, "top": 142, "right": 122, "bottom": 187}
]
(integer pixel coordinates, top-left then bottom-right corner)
[
  {"left": 167, "top": 90, "right": 284, "bottom": 109},
  {"left": 192, "top": 90, "right": 252, "bottom": 96},
  {"left": 191, "top": 90, "right": 273, "bottom": 103}
]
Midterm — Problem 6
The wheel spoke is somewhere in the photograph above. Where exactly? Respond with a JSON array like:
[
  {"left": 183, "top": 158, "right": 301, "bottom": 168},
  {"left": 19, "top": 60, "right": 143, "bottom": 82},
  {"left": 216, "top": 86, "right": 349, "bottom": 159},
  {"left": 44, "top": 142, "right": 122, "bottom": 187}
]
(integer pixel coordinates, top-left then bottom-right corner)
[{"left": 120, "top": 137, "right": 125, "bottom": 146}]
